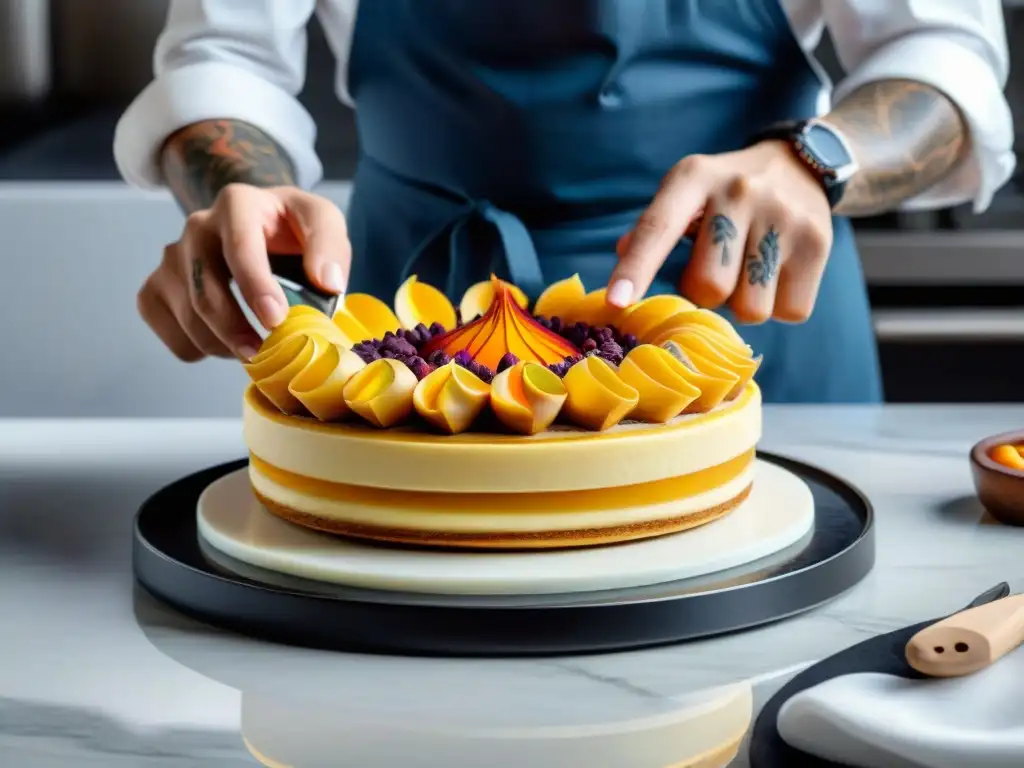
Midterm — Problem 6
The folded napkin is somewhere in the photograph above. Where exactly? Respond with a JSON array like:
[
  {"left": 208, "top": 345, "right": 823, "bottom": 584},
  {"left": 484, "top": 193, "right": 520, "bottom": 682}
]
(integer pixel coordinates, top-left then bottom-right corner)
[{"left": 777, "top": 647, "right": 1024, "bottom": 768}]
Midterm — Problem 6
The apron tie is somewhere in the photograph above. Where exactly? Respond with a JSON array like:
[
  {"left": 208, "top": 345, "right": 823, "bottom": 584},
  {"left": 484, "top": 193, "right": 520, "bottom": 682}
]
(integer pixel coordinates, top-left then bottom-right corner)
[{"left": 400, "top": 199, "right": 547, "bottom": 302}]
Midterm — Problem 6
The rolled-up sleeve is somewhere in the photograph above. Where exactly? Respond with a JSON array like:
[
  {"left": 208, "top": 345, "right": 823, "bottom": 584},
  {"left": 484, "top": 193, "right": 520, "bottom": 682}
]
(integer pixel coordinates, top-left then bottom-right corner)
[
  {"left": 824, "top": 0, "right": 1015, "bottom": 212},
  {"left": 113, "top": 0, "right": 322, "bottom": 191}
]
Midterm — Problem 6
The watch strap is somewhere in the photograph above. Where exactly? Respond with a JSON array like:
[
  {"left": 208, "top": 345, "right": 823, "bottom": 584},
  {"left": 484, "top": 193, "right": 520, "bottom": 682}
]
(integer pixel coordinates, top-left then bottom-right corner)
[{"left": 749, "top": 120, "right": 849, "bottom": 209}]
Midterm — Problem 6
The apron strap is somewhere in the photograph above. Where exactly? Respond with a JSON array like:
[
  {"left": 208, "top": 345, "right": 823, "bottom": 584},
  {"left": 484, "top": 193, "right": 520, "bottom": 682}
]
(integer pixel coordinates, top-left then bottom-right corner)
[{"left": 399, "top": 200, "right": 547, "bottom": 302}]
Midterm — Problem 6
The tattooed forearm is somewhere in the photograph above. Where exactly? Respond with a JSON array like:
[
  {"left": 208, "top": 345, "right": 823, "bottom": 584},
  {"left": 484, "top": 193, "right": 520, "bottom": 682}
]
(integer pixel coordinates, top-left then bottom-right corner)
[
  {"left": 160, "top": 119, "right": 296, "bottom": 213},
  {"left": 825, "top": 80, "right": 967, "bottom": 217}
]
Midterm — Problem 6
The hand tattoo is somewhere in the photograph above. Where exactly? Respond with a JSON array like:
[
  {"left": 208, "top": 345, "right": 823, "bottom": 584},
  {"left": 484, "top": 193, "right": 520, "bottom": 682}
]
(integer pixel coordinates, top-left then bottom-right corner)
[
  {"left": 161, "top": 120, "right": 295, "bottom": 213},
  {"left": 709, "top": 214, "right": 738, "bottom": 266},
  {"left": 826, "top": 79, "right": 967, "bottom": 217},
  {"left": 191, "top": 257, "right": 205, "bottom": 298},
  {"left": 746, "top": 228, "right": 779, "bottom": 286}
]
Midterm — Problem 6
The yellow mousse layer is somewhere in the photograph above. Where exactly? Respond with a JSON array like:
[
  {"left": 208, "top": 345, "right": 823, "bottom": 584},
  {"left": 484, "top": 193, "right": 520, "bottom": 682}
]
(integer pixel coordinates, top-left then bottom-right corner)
[
  {"left": 243, "top": 381, "right": 761, "bottom": 494},
  {"left": 250, "top": 450, "right": 754, "bottom": 534}
]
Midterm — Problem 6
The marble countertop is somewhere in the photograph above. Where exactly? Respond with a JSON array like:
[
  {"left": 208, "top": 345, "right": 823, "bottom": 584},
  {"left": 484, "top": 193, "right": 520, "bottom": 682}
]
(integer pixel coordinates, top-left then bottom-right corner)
[{"left": 3, "top": 406, "right": 1023, "bottom": 767}]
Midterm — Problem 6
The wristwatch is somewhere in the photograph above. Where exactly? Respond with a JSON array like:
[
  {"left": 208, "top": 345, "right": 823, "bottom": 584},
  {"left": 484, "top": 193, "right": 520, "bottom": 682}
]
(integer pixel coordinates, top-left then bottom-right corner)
[{"left": 750, "top": 118, "right": 858, "bottom": 209}]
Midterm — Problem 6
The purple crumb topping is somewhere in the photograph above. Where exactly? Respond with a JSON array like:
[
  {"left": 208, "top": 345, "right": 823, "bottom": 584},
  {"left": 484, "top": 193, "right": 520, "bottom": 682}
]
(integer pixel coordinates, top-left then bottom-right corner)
[{"left": 496, "top": 352, "right": 519, "bottom": 373}]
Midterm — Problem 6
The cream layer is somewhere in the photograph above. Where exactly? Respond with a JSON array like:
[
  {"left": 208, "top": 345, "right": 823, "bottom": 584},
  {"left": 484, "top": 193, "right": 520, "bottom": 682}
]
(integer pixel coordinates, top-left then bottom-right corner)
[
  {"left": 243, "top": 382, "right": 761, "bottom": 493},
  {"left": 249, "top": 461, "right": 755, "bottom": 534}
]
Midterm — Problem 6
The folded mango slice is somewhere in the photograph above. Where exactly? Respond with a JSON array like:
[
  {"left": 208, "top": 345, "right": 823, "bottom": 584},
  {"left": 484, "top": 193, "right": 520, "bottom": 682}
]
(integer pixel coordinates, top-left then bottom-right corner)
[
  {"left": 562, "top": 356, "right": 639, "bottom": 431},
  {"left": 569, "top": 287, "right": 626, "bottom": 328},
  {"left": 344, "top": 293, "right": 402, "bottom": 340},
  {"left": 490, "top": 361, "right": 568, "bottom": 435},
  {"left": 331, "top": 307, "right": 372, "bottom": 346},
  {"left": 287, "top": 344, "right": 367, "bottom": 421},
  {"left": 413, "top": 363, "right": 491, "bottom": 434},
  {"left": 660, "top": 341, "right": 735, "bottom": 412},
  {"left": 420, "top": 276, "right": 579, "bottom": 369},
  {"left": 394, "top": 275, "right": 457, "bottom": 331},
  {"left": 618, "top": 295, "right": 696, "bottom": 340},
  {"left": 262, "top": 305, "right": 353, "bottom": 350},
  {"left": 244, "top": 334, "right": 323, "bottom": 414},
  {"left": 618, "top": 345, "right": 701, "bottom": 422},
  {"left": 533, "top": 273, "right": 586, "bottom": 320},
  {"left": 644, "top": 307, "right": 747, "bottom": 347},
  {"left": 460, "top": 278, "right": 528, "bottom": 323},
  {"left": 655, "top": 326, "right": 759, "bottom": 400},
  {"left": 342, "top": 358, "right": 418, "bottom": 428}
]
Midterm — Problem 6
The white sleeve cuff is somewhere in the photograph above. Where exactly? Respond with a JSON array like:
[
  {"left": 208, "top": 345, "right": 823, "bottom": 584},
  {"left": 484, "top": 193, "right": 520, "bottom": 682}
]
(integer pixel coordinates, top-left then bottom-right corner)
[
  {"left": 832, "top": 33, "right": 1016, "bottom": 213},
  {"left": 113, "top": 61, "right": 323, "bottom": 191}
]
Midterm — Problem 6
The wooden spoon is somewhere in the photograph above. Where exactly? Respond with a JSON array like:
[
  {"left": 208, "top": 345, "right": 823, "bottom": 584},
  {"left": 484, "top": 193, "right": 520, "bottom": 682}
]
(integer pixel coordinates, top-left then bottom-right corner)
[{"left": 906, "top": 592, "right": 1024, "bottom": 677}]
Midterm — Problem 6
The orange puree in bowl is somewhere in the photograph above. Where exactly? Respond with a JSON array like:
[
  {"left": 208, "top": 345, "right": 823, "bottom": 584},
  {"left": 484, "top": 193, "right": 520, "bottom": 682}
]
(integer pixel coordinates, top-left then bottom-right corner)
[{"left": 989, "top": 443, "right": 1024, "bottom": 471}]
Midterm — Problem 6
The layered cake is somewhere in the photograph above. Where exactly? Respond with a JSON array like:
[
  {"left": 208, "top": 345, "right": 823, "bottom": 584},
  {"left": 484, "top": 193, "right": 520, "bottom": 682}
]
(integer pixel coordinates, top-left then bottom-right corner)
[{"left": 242, "top": 274, "right": 762, "bottom": 549}]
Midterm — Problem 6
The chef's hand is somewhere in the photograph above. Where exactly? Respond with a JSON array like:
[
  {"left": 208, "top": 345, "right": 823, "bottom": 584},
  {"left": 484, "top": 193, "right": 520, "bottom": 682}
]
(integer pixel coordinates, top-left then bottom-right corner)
[
  {"left": 608, "top": 140, "right": 832, "bottom": 324},
  {"left": 137, "top": 184, "right": 350, "bottom": 362}
]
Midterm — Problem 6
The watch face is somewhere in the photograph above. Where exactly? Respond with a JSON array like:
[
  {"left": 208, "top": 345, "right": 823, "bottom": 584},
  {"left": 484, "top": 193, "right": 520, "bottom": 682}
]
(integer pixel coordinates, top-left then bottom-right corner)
[{"left": 803, "top": 123, "right": 853, "bottom": 170}]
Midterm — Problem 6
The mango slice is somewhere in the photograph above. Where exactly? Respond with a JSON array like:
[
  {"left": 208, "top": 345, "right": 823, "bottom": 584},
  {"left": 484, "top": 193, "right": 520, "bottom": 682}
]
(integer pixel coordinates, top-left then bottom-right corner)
[
  {"left": 460, "top": 278, "right": 528, "bottom": 323},
  {"left": 655, "top": 327, "right": 758, "bottom": 400},
  {"left": 569, "top": 287, "right": 625, "bottom": 328},
  {"left": 344, "top": 293, "right": 402, "bottom": 340},
  {"left": 287, "top": 344, "right": 367, "bottom": 421},
  {"left": 562, "top": 356, "right": 639, "bottom": 431},
  {"left": 413, "top": 363, "right": 491, "bottom": 434},
  {"left": 618, "top": 295, "right": 696, "bottom": 340},
  {"left": 420, "top": 275, "right": 579, "bottom": 369},
  {"left": 262, "top": 305, "right": 353, "bottom": 350},
  {"left": 990, "top": 444, "right": 1024, "bottom": 471},
  {"left": 644, "top": 308, "right": 747, "bottom": 347},
  {"left": 490, "top": 361, "right": 568, "bottom": 435},
  {"left": 342, "top": 358, "right": 418, "bottom": 428},
  {"left": 533, "top": 273, "right": 586, "bottom": 320},
  {"left": 618, "top": 345, "right": 702, "bottom": 422},
  {"left": 394, "top": 275, "right": 457, "bottom": 331},
  {"left": 660, "top": 341, "right": 736, "bottom": 412},
  {"left": 244, "top": 334, "right": 322, "bottom": 414},
  {"left": 331, "top": 307, "right": 373, "bottom": 346}
]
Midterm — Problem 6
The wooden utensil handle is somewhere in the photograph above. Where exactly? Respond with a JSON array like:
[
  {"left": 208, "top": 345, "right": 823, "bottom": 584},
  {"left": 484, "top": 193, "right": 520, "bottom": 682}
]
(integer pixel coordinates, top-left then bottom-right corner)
[{"left": 906, "top": 593, "right": 1024, "bottom": 677}]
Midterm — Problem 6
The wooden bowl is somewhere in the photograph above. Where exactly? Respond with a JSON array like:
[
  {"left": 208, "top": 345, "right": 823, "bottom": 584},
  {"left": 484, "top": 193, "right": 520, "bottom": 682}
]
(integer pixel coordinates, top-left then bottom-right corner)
[{"left": 970, "top": 430, "right": 1024, "bottom": 525}]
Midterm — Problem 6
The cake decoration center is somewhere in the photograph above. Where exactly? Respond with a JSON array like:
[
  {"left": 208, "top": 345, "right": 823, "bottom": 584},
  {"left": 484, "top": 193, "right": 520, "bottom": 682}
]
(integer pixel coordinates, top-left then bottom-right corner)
[{"left": 419, "top": 276, "right": 580, "bottom": 369}]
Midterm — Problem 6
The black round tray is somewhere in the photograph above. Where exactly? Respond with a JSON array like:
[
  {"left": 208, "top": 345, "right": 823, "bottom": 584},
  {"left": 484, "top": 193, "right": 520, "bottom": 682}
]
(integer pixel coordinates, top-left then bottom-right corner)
[{"left": 132, "top": 451, "right": 874, "bottom": 657}]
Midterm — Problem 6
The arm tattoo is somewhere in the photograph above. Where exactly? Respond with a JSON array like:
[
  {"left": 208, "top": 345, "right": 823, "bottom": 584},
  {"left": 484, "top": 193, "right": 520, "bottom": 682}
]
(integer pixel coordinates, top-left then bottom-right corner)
[
  {"left": 160, "top": 119, "right": 296, "bottom": 213},
  {"left": 826, "top": 79, "right": 967, "bottom": 217}
]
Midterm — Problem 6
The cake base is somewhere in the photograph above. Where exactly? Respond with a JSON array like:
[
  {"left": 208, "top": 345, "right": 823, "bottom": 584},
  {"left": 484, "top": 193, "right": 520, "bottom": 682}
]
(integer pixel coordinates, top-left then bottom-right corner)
[
  {"left": 198, "top": 461, "right": 811, "bottom": 595},
  {"left": 252, "top": 484, "right": 751, "bottom": 549},
  {"left": 132, "top": 451, "right": 874, "bottom": 655}
]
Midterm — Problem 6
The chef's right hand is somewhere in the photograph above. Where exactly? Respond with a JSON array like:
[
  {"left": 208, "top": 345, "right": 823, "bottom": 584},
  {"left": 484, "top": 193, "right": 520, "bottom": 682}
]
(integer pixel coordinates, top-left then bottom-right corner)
[{"left": 137, "top": 184, "right": 350, "bottom": 362}]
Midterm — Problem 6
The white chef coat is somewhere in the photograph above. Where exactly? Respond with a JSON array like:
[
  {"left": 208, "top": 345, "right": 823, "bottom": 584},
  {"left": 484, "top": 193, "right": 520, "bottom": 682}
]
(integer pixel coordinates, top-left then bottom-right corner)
[{"left": 114, "top": 0, "right": 1015, "bottom": 213}]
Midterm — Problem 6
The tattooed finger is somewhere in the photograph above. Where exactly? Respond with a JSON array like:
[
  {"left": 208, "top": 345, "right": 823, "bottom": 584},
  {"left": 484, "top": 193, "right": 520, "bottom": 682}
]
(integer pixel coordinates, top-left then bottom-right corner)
[
  {"left": 680, "top": 199, "right": 750, "bottom": 309},
  {"left": 729, "top": 225, "right": 784, "bottom": 324}
]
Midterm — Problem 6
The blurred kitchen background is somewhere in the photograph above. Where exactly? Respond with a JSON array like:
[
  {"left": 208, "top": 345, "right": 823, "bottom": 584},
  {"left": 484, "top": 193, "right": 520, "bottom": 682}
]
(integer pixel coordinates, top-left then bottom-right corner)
[{"left": 2, "top": 0, "right": 1023, "bottom": 416}]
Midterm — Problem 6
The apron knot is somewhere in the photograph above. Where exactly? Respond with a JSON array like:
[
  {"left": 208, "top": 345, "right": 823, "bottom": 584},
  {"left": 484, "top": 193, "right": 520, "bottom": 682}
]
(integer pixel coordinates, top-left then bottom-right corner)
[{"left": 400, "top": 199, "right": 547, "bottom": 302}]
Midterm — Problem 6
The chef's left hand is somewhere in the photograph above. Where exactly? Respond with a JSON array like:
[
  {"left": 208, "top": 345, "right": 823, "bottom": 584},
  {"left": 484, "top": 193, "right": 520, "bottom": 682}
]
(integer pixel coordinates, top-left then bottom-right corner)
[{"left": 608, "top": 140, "right": 833, "bottom": 324}]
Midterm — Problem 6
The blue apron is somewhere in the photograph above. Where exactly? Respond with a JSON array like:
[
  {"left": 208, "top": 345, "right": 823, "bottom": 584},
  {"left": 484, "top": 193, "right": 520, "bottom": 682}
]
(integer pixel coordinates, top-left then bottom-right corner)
[{"left": 344, "top": 0, "right": 883, "bottom": 403}]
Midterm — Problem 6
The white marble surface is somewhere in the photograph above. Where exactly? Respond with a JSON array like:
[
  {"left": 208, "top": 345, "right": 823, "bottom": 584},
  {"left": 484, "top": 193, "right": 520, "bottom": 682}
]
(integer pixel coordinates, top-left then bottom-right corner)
[{"left": 3, "top": 406, "right": 1024, "bottom": 766}]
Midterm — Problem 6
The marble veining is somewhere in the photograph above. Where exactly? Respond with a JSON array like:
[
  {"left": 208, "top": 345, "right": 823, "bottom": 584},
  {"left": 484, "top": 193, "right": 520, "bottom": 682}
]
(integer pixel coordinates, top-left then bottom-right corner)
[{"left": 4, "top": 405, "right": 1024, "bottom": 766}]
